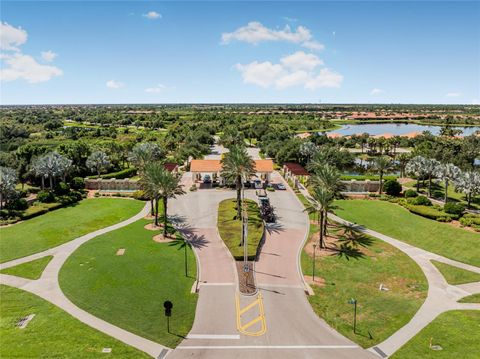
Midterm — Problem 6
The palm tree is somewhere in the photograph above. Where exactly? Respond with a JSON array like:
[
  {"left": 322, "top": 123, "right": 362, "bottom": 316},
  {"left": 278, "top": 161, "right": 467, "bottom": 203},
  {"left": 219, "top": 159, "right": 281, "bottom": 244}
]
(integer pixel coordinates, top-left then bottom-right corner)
[
  {"left": 454, "top": 170, "right": 480, "bottom": 208},
  {"left": 435, "top": 163, "right": 461, "bottom": 203},
  {"left": 86, "top": 151, "right": 110, "bottom": 178},
  {"left": 31, "top": 152, "right": 72, "bottom": 189},
  {"left": 221, "top": 145, "right": 255, "bottom": 219},
  {"left": 397, "top": 153, "right": 411, "bottom": 178},
  {"left": 309, "top": 163, "right": 345, "bottom": 196},
  {"left": 141, "top": 162, "right": 185, "bottom": 235},
  {"left": 128, "top": 142, "right": 163, "bottom": 173},
  {"left": 423, "top": 158, "right": 440, "bottom": 198},
  {"left": 406, "top": 156, "right": 425, "bottom": 192},
  {"left": 373, "top": 156, "right": 391, "bottom": 194},
  {"left": 0, "top": 166, "right": 17, "bottom": 210},
  {"left": 305, "top": 186, "right": 335, "bottom": 249}
]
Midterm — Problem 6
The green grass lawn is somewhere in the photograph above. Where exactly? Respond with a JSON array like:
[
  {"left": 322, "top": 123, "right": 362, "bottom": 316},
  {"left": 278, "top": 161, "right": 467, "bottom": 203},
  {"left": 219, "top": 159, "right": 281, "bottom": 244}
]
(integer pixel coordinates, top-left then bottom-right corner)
[
  {"left": 0, "top": 256, "right": 53, "bottom": 280},
  {"left": 302, "top": 223, "right": 427, "bottom": 348},
  {"left": 391, "top": 311, "right": 480, "bottom": 359},
  {"left": 335, "top": 200, "right": 480, "bottom": 267},
  {"left": 59, "top": 219, "right": 197, "bottom": 348},
  {"left": 217, "top": 199, "right": 264, "bottom": 260},
  {"left": 0, "top": 285, "right": 149, "bottom": 358},
  {"left": 458, "top": 294, "right": 480, "bottom": 303},
  {"left": 0, "top": 198, "right": 145, "bottom": 263},
  {"left": 404, "top": 180, "right": 480, "bottom": 209},
  {"left": 431, "top": 260, "right": 480, "bottom": 285}
]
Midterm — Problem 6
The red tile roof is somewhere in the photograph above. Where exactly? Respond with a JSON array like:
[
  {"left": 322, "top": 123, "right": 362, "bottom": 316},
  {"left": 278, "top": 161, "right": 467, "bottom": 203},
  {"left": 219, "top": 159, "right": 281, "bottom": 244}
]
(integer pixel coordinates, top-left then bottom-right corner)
[{"left": 284, "top": 162, "right": 309, "bottom": 176}]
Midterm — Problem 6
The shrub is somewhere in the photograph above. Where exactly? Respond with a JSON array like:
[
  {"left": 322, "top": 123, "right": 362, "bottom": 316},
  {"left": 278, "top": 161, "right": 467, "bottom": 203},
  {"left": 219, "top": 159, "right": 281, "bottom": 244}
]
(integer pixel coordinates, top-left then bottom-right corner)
[
  {"left": 189, "top": 185, "right": 197, "bottom": 192},
  {"left": 413, "top": 195, "right": 432, "bottom": 206},
  {"left": 404, "top": 189, "right": 418, "bottom": 198},
  {"left": 405, "top": 204, "right": 447, "bottom": 220},
  {"left": 54, "top": 182, "right": 70, "bottom": 196},
  {"left": 70, "top": 177, "right": 85, "bottom": 190},
  {"left": 436, "top": 216, "right": 453, "bottom": 222},
  {"left": 101, "top": 168, "right": 137, "bottom": 180},
  {"left": 132, "top": 190, "right": 149, "bottom": 200},
  {"left": 6, "top": 198, "right": 28, "bottom": 211},
  {"left": 444, "top": 202, "right": 465, "bottom": 216},
  {"left": 57, "top": 195, "right": 75, "bottom": 205},
  {"left": 37, "top": 190, "right": 56, "bottom": 203},
  {"left": 383, "top": 180, "right": 402, "bottom": 196}
]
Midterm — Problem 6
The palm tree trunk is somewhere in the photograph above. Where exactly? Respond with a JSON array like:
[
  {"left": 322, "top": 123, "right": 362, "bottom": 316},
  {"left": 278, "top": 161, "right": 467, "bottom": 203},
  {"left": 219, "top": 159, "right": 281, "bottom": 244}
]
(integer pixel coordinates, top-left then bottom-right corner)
[
  {"left": 49, "top": 176, "right": 53, "bottom": 189},
  {"left": 163, "top": 197, "right": 168, "bottom": 236},
  {"left": 416, "top": 177, "right": 420, "bottom": 192},
  {"left": 41, "top": 177, "right": 44, "bottom": 190},
  {"left": 319, "top": 211, "right": 324, "bottom": 249},
  {"left": 444, "top": 179, "right": 449, "bottom": 203},
  {"left": 236, "top": 175, "right": 242, "bottom": 220},
  {"left": 0, "top": 192, "right": 3, "bottom": 210},
  {"left": 323, "top": 211, "right": 328, "bottom": 236},
  {"left": 379, "top": 172, "right": 383, "bottom": 194},
  {"left": 428, "top": 176, "right": 432, "bottom": 197},
  {"left": 154, "top": 198, "right": 159, "bottom": 227},
  {"left": 467, "top": 193, "right": 472, "bottom": 208},
  {"left": 150, "top": 199, "right": 155, "bottom": 216}
]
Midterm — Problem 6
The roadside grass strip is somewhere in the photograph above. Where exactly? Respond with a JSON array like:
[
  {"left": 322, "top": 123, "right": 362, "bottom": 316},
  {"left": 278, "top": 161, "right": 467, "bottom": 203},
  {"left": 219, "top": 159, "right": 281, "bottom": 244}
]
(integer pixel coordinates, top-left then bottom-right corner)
[
  {"left": 431, "top": 260, "right": 480, "bottom": 285},
  {"left": 0, "top": 256, "right": 53, "bottom": 280}
]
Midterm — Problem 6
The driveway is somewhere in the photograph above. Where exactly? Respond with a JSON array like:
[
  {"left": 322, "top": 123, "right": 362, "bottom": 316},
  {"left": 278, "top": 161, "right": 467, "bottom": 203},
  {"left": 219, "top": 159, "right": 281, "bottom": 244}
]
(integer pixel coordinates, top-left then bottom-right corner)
[{"left": 168, "top": 173, "right": 376, "bottom": 358}]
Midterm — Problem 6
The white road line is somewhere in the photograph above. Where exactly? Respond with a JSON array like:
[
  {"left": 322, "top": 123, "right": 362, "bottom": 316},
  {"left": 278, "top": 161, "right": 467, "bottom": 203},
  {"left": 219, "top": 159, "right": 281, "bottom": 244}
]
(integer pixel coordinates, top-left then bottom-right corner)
[
  {"left": 178, "top": 345, "right": 360, "bottom": 349},
  {"left": 186, "top": 334, "right": 240, "bottom": 340}
]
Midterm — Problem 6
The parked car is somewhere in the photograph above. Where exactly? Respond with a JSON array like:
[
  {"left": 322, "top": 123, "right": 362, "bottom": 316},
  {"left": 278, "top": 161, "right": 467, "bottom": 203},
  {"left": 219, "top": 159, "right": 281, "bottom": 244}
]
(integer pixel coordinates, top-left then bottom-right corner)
[
  {"left": 276, "top": 183, "right": 286, "bottom": 190},
  {"left": 203, "top": 175, "right": 212, "bottom": 184},
  {"left": 254, "top": 180, "right": 263, "bottom": 189},
  {"left": 256, "top": 189, "right": 267, "bottom": 197}
]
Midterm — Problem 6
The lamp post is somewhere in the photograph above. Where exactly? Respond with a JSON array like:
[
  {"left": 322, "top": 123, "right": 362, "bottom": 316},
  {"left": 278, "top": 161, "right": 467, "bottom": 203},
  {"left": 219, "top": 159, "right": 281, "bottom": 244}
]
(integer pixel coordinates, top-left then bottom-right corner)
[
  {"left": 184, "top": 239, "right": 188, "bottom": 277},
  {"left": 312, "top": 243, "right": 317, "bottom": 283},
  {"left": 348, "top": 298, "right": 357, "bottom": 333}
]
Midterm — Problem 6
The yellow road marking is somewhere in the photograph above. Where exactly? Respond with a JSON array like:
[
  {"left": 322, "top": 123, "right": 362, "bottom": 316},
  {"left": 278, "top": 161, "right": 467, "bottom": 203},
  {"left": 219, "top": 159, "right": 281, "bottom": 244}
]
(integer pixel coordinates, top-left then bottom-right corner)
[{"left": 235, "top": 293, "right": 267, "bottom": 336}]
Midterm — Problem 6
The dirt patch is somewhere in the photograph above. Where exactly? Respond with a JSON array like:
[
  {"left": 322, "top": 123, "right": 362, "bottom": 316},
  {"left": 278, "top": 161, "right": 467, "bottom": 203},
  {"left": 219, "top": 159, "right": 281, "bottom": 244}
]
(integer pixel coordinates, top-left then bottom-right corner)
[
  {"left": 304, "top": 275, "right": 326, "bottom": 287},
  {"left": 144, "top": 214, "right": 155, "bottom": 220},
  {"left": 144, "top": 223, "right": 164, "bottom": 231},
  {"left": 87, "top": 190, "right": 98, "bottom": 198},
  {"left": 152, "top": 234, "right": 175, "bottom": 243},
  {"left": 304, "top": 235, "right": 339, "bottom": 257},
  {"left": 448, "top": 220, "right": 477, "bottom": 233},
  {"left": 236, "top": 261, "right": 256, "bottom": 295},
  {"left": 116, "top": 248, "right": 125, "bottom": 256}
]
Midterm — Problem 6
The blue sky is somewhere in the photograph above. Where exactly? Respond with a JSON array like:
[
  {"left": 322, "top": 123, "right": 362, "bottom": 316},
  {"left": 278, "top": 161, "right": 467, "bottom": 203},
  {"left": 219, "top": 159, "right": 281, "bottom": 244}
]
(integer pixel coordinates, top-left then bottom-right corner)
[{"left": 1, "top": 1, "right": 479, "bottom": 104}]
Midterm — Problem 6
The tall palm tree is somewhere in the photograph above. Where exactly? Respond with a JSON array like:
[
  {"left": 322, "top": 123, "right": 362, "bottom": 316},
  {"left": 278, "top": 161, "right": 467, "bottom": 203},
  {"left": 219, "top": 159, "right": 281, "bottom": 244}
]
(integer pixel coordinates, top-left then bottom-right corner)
[
  {"left": 86, "top": 151, "right": 110, "bottom": 178},
  {"left": 128, "top": 142, "right": 163, "bottom": 173},
  {"left": 435, "top": 163, "right": 461, "bottom": 203},
  {"left": 221, "top": 145, "right": 255, "bottom": 219},
  {"left": 423, "top": 158, "right": 440, "bottom": 198},
  {"left": 141, "top": 162, "right": 185, "bottom": 235},
  {"left": 406, "top": 156, "right": 425, "bottom": 192},
  {"left": 397, "top": 153, "right": 411, "bottom": 178},
  {"left": 454, "top": 170, "right": 480, "bottom": 208},
  {"left": 305, "top": 186, "right": 335, "bottom": 249},
  {"left": 373, "top": 156, "right": 391, "bottom": 194},
  {"left": 31, "top": 152, "right": 72, "bottom": 189},
  {"left": 309, "top": 163, "right": 345, "bottom": 196}
]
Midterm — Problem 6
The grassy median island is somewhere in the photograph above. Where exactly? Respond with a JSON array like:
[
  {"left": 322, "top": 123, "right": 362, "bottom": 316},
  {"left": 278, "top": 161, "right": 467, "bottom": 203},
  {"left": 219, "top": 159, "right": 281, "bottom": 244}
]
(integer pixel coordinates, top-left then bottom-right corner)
[
  {"left": 0, "top": 198, "right": 144, "bottom": 263},
  {"left": 0, "top": 285, "right": 149, "bottom": 358},
  {"left": 391, "top": 311, "right": 480, "bottom": 359},
  {"left": 0, "top": 256, "right": 53, "bottom": 280},
  {"left": 301, "top": 222, "right": 427, "bottom": 348},
  {"left": 59, "top": 218, "right": 197, "bottom": 348},
  {"left": 458, "top": 294, "right": 480, "bottom": 303},
  {"left": 217, "top": 199, "right": 264, "bottom": 260},
  {"left": 431, "top": 260, "right": 480, "bottom": 285},
  {"left": 335, "top": 200, "right": 480, "bottom": 267}
]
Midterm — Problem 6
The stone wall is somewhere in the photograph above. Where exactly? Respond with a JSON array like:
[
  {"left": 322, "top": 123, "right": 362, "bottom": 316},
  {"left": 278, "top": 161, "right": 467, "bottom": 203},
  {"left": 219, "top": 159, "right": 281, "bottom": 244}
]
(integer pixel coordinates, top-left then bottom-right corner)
[
  {"left": 85, "top": 178, "right": 140, "bottom": 191},
  {"left": 341, "top": 180, "right": 380, "bottom": 193}
]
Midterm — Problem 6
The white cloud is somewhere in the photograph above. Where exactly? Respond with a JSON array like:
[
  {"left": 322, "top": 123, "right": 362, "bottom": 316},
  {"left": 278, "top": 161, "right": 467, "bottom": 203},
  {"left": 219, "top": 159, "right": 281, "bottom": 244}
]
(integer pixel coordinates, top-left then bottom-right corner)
[
  {"left": 471, "top": 99, "right": 479, "bottom": 105},
  {"left": 235, "top": 51, "right": 342, "bottom": 90},
  {"left": 445, "top": 92, "right": 461, "bottom": 97},
  {"left": 221, "top": 21, "right": 324, "bottom": 51},
  {"left": 143, "top": 11, "right": 161, "bottom": 20},
  {"left": 283, "top": 17, "right": 298, "bottom": 22},
  {"left": 41, "top": 50, "right": 57, "bottom": 62},
  {"left": 0, "top": 53, "right": 62, "bottom": 83},
  {"left": 281, "top": 51, "right": 323, "bottom": 71},
  {"left": 145, "top": 84, "right": 166, "bottom": 93},
  {"left": 0, "top": 22, "right": 27, "bottom": 51},
  {"left": 371, "top": 88, "right": 383, "bottom": 95},
  {"left": 106, "top": 80, "right": 125, "bottom": 89}
]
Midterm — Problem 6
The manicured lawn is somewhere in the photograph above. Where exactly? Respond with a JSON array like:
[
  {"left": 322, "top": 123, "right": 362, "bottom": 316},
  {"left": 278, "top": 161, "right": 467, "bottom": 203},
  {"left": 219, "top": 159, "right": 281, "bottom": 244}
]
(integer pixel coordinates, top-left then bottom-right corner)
[
  {"left": 301, "top": 224, "right": 428, "bottom": 348},
  {"left": 0, "top": 285, "right": 149, "bottom": 358},
  {"left": 391, "top": 311, "right": 480, "bottom": 359},
  {"left": 59, "top": 219, "right": 197, "bottom": 348},
  {"left": 217, "top": 199, "right": 264, "bottom": 260},
  {"left": 0, "top": 198, "right": 145, "bottom": 263},
  {"left": 0, "top": 256, "right": 53, "bottom": 280},
  {"left": 335, "top": 200, "right": 480, "bottom": 267},
  {"left": 458, "top": 294, "right": 480, "bottom": 303},
  {"left": 431, "top": 260, "right": 480, "bottom": 285}
]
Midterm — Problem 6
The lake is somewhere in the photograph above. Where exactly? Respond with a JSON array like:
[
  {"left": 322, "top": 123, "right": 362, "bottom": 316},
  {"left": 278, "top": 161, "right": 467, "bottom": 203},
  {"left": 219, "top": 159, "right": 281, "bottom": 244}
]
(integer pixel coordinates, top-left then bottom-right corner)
[{"left": 327, "top": 123, "right": 480, "bottom": 137}]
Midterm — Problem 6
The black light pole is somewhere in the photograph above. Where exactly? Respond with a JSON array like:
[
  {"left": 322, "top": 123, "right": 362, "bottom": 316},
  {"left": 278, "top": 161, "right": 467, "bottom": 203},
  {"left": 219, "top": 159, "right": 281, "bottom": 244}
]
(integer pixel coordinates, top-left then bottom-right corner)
[
  {"left": 312, "top": 243, "right": 317, "bottom": 283},
  {"left": 184, "top": 240, "right": 188, "bottom": 277},
  {"left": 348, "top": 298, "right": 357, "bottom": 333}
]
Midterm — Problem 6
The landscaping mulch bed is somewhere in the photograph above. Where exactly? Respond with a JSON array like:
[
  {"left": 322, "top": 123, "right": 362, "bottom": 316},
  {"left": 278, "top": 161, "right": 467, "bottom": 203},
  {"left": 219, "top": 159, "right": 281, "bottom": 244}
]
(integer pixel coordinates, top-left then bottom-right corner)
[
  {"left": 144, "top": 223, "right": 164, "bottom": 231},
  {"left": 152, "top": 234, "right": 175, "bottom": 243},
  {"left": 236, "top": 261, "right": 256, "bottom": 295}
]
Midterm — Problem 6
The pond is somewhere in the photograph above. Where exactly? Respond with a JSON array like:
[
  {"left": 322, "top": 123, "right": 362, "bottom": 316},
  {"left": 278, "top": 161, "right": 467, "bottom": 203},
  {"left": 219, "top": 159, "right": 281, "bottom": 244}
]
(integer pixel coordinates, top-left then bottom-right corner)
[{"left": 326, "top": 123, "right": 480, "bottom": 137}]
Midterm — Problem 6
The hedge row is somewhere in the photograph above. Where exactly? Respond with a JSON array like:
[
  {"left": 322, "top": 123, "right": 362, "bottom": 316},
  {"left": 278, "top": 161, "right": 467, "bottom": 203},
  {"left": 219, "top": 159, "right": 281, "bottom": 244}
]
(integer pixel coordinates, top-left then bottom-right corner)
[
  {"left": 403, "top": 204, "right": 459, "bottom": 221},
  {"left": 340, "top": 175, "right": 398, "bottom": 181}
]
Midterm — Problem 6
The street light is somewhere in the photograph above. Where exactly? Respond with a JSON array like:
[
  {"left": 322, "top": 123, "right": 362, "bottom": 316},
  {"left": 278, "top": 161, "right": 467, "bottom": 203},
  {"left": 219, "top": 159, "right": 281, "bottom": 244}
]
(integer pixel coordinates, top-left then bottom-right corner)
[
  {"left": 312, "top": 243, "right": 317, "bottom": 283},
  {"left": 348, "top": 298, "right": 357, "bottom": 333},
  {"left": 184, "top": 239, "right": 189, "bottom": 277}
]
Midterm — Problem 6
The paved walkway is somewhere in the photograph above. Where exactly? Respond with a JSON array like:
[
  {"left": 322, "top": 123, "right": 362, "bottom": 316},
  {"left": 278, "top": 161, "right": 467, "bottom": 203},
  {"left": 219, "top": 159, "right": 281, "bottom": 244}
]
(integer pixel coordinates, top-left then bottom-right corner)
[
  {"left": 168, "top": 172, "right": 376, "bottom": 359},
  {"left": 298, "top": 185, "right": 480, "bottom": 358},
  {"left": 0, "top": 202, "right": 171, "bottom": 358}
]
